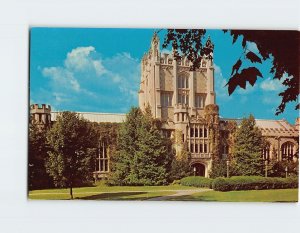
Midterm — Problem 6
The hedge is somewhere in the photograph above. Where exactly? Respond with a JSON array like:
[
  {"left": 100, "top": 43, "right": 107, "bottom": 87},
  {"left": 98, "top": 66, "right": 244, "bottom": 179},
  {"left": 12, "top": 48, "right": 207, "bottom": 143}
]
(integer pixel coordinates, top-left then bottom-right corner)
[
  {"left": 180, "top": 176, "right": 213, "bottom": 188},
  {"left": 212, "top": 176, "right": 298, "bottom": 192}
]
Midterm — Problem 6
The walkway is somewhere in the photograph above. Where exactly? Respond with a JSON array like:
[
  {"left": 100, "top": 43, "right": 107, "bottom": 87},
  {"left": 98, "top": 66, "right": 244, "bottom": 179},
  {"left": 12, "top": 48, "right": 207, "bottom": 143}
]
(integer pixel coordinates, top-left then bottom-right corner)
[{"left": 148, "top": 189, "right": 211, "bottom": 201}]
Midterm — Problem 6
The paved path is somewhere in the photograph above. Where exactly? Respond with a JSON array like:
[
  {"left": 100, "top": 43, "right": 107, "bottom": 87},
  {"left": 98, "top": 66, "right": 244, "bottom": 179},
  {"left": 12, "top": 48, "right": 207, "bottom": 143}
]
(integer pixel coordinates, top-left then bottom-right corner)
[{"left": 148, "top": 189, "right": 211, "bottom": 201}]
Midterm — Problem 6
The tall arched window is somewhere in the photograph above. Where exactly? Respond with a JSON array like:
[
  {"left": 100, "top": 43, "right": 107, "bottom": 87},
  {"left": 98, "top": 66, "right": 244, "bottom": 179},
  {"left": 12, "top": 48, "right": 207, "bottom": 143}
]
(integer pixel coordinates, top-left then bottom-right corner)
[
  {"left": 178, "top": 73, "right": 189, "bottom": 106},
  {"left": 98, "top": 141, "right": 109, "bottom": 172},
  {"left": 281, "top": 142, "right": 294, "bottom": 161},
  {"left": 263, "top": 143, "right": 270, "bottom": 161}
]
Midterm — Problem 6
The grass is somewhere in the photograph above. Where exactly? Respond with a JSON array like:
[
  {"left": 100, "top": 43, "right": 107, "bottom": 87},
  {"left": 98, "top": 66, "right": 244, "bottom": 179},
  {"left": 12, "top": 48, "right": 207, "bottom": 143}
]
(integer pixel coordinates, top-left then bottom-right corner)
[
  {"left": 29, "top": 182, "right": 298, "bottom": 202},
  {"left": 28, "top": 183, "right": 197, "bottom": 200},
  {"left": 167, "top": 189, "right": 298, "bottom": 202},
  {"left": 29, "top": 190, "right": 176, "bottom": 200}
]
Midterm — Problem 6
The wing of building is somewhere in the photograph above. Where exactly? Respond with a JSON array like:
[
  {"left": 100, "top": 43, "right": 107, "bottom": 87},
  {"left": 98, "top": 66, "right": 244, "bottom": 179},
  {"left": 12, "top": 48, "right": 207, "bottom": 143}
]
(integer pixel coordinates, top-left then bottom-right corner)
[{"left": 30, "top": 33, "right": 299, "bottom": 178}]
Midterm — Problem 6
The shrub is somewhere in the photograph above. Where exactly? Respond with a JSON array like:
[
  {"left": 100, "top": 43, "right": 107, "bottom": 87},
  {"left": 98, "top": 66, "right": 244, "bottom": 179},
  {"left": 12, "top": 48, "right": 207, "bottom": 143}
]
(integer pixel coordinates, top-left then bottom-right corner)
[
  {"left": 212, "top": 176, "right": 298, "bottom": 192},
  {"left": 181, "top": 176, "right": 213, "bottom": 188},
  {"left": 212, "top": 178, "right": 230, "bottom": 191}
]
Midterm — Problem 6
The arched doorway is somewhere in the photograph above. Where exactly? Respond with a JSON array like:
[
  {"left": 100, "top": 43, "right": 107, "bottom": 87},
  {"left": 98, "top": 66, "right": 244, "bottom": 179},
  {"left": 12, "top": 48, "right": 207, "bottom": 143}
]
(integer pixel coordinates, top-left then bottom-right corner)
[{"left": 191, "top": 163, "right": 206, "bottom": 177}]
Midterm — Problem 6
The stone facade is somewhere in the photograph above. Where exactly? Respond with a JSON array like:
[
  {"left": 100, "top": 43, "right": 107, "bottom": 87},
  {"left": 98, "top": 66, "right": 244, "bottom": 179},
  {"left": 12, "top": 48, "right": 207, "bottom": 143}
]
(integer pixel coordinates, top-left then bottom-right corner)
[{"left": 138, "top": 33, "right": 219, "bottom": 176}]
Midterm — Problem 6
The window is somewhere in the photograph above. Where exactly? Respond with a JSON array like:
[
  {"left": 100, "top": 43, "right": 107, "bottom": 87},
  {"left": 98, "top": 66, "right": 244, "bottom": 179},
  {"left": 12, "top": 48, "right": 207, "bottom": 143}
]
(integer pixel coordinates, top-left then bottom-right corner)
[
  {"left": 190, "top": 143, "right": 194, "bottom": 153},
  {"left": 195, "top": 94, "right": 206, "bottom": 108},
  {"left": 204, "top": 128, "right": 208, "bottom": 138},
  {"left": 162, "top": 130, "right": 171, "bottom": 138},
  {"left": 178, "top": 73, "right": 189, "bottom": 106},
  {"left": 161, "top": 92, "right": 172, "bottom": 107},
  {"left": 178, "top": 74, "right": 189, "bottom": 88},
  {"left": 195, "top": 143, "right": 198, "bottom": 153},
  {"left": 200, "top": 128, "right": 203, "bottom": 137},
  {"left": 200, "top": 144, "right": 203, "bottom": 153},
  {"left": 263, "top": 144, "right": 270, "bottom": 161},
  {"left": 195, "top": 127, "right": 198, "bottom": 137},
  {"left": 178, "top": 93, "right": 189, "bottom": 105},
  {"left": 204, "top": 144, "right": 208, "bottom": 153},
  {"left": 281, "top": 142, "right": 294, "bottom": 161},
  {"left": 98, "top": 141, "right": 109, "bottom": 172},
  {"left": 190, "top": 127, "right": 194, "bottom": 137}
]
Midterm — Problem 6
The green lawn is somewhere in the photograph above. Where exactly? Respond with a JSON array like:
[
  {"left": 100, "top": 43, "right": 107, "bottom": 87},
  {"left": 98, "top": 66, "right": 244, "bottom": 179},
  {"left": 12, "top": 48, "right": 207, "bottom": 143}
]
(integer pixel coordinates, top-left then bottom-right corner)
[
  {"left": 168, "top": 189, "right": 298, "bottom": 202},
  {"left": 29, "top": 183, "right": 298, "bottom": 202},
  {"left": 28, "top": 183, "right": 197, "bottom": 200}
]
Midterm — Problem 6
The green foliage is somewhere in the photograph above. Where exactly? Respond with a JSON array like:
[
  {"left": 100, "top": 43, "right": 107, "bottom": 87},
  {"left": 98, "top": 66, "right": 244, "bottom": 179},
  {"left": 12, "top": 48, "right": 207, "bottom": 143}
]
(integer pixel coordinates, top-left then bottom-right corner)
[
  {"left": 212, "top": 176, "right": 298, "bottom": 192},
  {"left": 45, "top": 112, "right": 98, "bottom": 198},
  {"left": 108, "top": 107, "right": 173, "bottom": 186},
  {"left": 181, "top": 176, "right": 213, "bottom": 188},
  {"left": 269, "top": 160, "right": 299, "bottom": 178},
  {"left": 232, "top": 115, "right": 264, "bottom": 176},
  {"left": 210, "top": 159, "right": 228, "bottom": 178},
  {"left": 169, "top": 143, "right": 192, "bottom": 181},
  {"left": 28, "top": 122, "right": 53, "bottom": 190},
  {"left": 92, "top": 122, "right": 119, "bottom": 146}
]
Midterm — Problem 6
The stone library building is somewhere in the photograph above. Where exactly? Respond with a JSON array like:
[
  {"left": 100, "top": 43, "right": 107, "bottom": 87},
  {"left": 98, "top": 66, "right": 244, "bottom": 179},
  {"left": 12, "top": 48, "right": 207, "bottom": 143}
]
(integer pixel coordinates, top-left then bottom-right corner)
[{"left": 30, "top": 33, "right": 299, "bottom": 178}]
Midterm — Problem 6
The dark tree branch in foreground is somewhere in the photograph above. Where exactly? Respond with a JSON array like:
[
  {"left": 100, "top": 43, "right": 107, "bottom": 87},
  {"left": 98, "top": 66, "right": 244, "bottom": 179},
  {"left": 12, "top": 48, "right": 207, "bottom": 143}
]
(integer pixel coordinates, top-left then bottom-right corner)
[{"left": 162, "top": 29, "right": 299, "bottom": 115}]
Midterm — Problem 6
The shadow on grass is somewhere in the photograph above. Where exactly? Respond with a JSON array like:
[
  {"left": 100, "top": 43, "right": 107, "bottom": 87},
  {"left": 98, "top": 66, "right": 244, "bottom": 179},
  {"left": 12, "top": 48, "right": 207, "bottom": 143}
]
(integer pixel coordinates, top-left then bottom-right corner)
[
  {"left": 77, "top": 192, "right": 149, "bottom": 200},
  {"left": 167, "top": 195, "right": 217, "bottom": 201}
]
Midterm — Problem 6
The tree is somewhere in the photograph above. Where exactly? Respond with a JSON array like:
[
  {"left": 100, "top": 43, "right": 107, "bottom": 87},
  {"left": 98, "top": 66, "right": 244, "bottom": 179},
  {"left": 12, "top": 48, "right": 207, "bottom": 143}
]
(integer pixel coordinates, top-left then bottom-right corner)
[
  {"left": 209, "top": 159, "right": 228, "bottom": 178},
  {"left": 162, "top": 29, "right": 299, "bottom": 115},
  {"left": 28, "top": 122, "right": 53, "bottom": 190},
  {"left": 169, "top": 142, "right": 192, "bottom": 181},
  {"left": 108, "top": 107, "right": 173, "bottom": 186},
  {"left": 46, "top": 112, "right": 98, "bottom": 199},
  {"left": 231, "top": 115, "right": 264, "bottom": 176}
]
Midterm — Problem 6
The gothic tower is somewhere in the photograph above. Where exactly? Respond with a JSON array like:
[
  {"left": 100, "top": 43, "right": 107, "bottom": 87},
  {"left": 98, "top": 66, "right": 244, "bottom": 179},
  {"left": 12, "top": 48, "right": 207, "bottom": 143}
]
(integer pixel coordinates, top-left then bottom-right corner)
[{"left": 138, "top": 33, "right": 219, "bottom": 177}]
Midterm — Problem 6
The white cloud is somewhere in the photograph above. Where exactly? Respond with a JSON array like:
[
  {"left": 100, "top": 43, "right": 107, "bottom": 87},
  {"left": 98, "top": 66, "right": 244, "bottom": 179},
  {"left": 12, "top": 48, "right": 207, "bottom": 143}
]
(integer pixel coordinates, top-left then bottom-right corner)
[
  {"left": 260, "top": 77, "right": 284, "bottom": 92},
  {"left": 214, "top": 64, "right": 232, "bottom": 101},
  {"left": 237, "top": 82, "right": 257, "bottom": 94},
  {"left": 38, "top": 47, "right": 140, "bottom": 112},
  {"left": 42, "top": 67, "right": 80, "bottom": 92},
  {"left": 64, "top": 46, "right": 106, "bottom": 76}
]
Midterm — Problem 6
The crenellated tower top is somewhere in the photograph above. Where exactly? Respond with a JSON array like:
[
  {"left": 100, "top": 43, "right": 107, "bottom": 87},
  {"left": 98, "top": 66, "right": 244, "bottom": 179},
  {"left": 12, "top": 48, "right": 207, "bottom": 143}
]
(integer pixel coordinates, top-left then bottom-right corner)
[{"left": 30, "top": 103, "right": 52, "bottom": 127}]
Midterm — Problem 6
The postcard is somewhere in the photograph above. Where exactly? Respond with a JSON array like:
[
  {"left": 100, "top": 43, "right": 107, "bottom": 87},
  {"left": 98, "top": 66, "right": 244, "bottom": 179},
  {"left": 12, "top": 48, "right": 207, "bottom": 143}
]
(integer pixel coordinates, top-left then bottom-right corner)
[{"left": 28, "top": 28, "right": 299, "bottom": 201}]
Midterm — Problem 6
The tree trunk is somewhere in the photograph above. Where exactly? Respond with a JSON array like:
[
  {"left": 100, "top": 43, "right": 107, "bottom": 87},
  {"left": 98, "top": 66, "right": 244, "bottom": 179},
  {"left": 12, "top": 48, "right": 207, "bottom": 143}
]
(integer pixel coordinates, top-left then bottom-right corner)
[{"left": 70, "top": 186, "right": 73, "bottom": 199}]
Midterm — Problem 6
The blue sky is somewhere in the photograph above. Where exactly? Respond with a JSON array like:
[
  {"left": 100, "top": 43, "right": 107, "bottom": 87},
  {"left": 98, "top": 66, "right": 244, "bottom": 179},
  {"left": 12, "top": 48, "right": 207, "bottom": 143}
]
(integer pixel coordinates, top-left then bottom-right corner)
[{"left": 30, "top": 28, "right": 298, "bottom": 124}]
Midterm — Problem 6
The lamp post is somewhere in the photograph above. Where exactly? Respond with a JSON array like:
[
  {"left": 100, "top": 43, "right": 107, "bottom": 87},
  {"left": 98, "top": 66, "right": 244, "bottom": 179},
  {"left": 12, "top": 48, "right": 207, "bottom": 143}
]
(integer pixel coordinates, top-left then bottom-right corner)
[
  {"left": 226, "top": 159, "right": 230, "bottom": 178},
  {"left": 285, "top": 166, "right": 288, "bottom": 178},
  {"left": 193, "top": 166, "right": 196, "bottom": 176},
  {"left": 264, "top": 160, "right": 268, "bottom": 177}
]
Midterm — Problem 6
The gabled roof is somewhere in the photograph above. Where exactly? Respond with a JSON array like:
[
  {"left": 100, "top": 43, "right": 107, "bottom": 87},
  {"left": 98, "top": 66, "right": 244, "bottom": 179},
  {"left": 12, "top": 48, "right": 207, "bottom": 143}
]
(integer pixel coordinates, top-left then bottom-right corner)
[{"left": 221, "top": 118, "right": 298, "bottom": 137}]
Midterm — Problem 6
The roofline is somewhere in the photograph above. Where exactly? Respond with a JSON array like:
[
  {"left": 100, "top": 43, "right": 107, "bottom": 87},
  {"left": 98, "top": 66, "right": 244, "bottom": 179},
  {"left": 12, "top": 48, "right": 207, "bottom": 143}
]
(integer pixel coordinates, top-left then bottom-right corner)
[
  {"left": 220, "top": 117, "right": 289, "bottom": 122},
  {"left": 51, "top": 111, "right": 127, "bottom": 116}
]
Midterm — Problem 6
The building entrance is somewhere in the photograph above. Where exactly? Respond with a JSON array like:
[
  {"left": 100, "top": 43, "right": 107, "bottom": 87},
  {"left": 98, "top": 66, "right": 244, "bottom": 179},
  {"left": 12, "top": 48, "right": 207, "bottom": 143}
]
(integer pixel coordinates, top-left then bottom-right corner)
[{"left": 191, "top": 163, "right": 206, "bottom": 177}]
